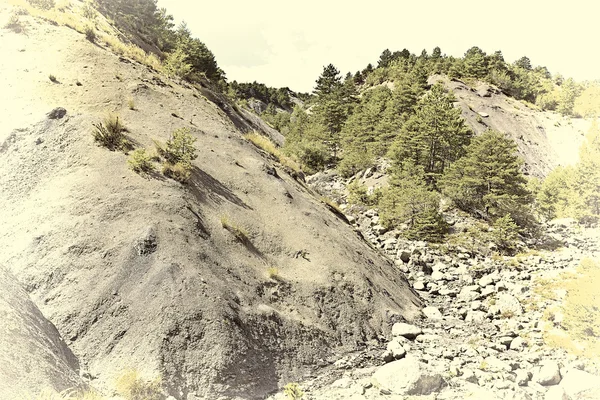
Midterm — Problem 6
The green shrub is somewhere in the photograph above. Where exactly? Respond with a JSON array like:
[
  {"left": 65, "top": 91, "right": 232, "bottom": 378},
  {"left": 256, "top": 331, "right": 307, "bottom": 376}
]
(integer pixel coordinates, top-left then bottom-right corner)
[
  {"left": 162, "top": 127, "right": 197, "bottom": 166},
  {"left": 164, "top": 48, "right": 192, "bottom": 79},
  {"left": 92, "top": 114, "right": 129, "bottom": 151},
  {"left": 347, "top": 181, "right": 381, "bottom": 206},
  {"left": 128, "top": 149, "right": 154, "bottom": 173},
  {"left": 491, "top": 214, "right": 521, "bottom": 254}
]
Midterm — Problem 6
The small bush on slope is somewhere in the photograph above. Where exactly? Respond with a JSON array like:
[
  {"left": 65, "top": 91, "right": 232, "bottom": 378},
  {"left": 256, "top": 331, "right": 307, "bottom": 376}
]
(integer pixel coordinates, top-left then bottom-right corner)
[
  {"left": 154, "top": 128, "right": 197, "bottom": 182},
  {"left": 92, "top": 114, "right": 130, "bottom": 151},
  {"left": 128, "top": 149, "right": 154, "bottom": 174},
  {"left": 4, "top": 13, "right": 26, "bottom": 33}
]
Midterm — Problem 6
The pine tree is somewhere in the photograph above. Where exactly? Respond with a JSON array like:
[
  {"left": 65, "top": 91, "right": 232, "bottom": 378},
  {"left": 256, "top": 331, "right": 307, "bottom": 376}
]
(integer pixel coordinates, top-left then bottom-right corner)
[
  {"left": 440, "top": 130, "right": 531, "bottom": 220},
  {"left": 463, "top": 46, "right": 488, "bottom": 79},
  {"left": 314, "top": 64, "right": 343, "bottom": 98},
  {"left": 379, "top": 163, "right": 447, "bottom": 241},
  {"left": 388, "top": 83, "right": 472, "bottom": 184}
]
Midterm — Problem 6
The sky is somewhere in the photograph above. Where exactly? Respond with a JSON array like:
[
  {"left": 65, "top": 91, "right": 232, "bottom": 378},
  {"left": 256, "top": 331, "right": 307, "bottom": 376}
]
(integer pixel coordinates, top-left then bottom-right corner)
[{"left": 158, "top": 0, "right": 600, "bottom": 93}]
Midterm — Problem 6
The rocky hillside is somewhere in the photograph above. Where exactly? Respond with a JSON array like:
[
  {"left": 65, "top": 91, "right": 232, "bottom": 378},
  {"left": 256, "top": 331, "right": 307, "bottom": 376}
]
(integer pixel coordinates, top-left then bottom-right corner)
[
  {"left": 430, "top": 75, "right": 589, "bottom": 177},
  {"left": 0, "top": 3, "right": 420, "bottom": 399}
]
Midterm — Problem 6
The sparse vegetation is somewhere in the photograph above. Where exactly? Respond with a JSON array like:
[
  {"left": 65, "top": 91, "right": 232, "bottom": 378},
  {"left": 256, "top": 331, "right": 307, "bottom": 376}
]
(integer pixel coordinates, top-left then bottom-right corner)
[
  {"left": 26, "top": 0, "right": 55, "bottom": 10},
  {"left": 161, "top": 161, "right": 190, "bottom": 183},
  {"left": 127, "top": 98, "right": 136, "bottom": 110},
  {"left": 220, "top": 214, "right": 249, "bottom": 242},
  {"left": 92, "top": 114, "right": 129, "bottom": 151},
  {"left": 81, "top": 2, "right": 96, "bottom": 20},
  {"left": 128, "top": 148, "right": 155, "bottom": 174},
  {"left": 4, "top": 13, "right": 25, "bottom": 33},
  {"left": 116, "top": 369, "right": 162, "bottom": 400},
  {"left": 84, "top": 25, "right": 96, "bottom": 42},
  {"left": 284, "top": 382, "right": 304, "bottom": 400},
  {"left": 267, "top": 266, "right": 279, "bottom": 280},
  {"left": 154, "top": 128, "right": 197, "bottom": 183},
  {"left": 244, "top": 132, "right": 302, "bottom": 174}
]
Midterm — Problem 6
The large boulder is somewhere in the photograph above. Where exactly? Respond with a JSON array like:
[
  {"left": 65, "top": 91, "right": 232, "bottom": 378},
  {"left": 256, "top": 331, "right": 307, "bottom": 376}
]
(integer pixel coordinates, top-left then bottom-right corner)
[
  {"left": 372, "top": 356, "right": 447, "bottom": 396},
  {"left": 534, "top": 361, "right": 562, "bottom": 386},
  {"left": 391, "top": 322, "right": 423, "bottom": 340}
]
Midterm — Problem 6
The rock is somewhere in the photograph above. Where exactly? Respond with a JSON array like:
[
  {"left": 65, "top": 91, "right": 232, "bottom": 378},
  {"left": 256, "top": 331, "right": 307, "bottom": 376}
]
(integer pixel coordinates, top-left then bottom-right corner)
[
  {"left": 47, "top": 107, "right": 67, "bottom": 119},
  {"left": 496, "top": 293, "right": 523, "bottom": 316},
  {"left": 134, "top": 226, "right": 158, "bottom": 255},
  {"left": 462, "top": 369, "right": 478, "bottom": 384},
  {"left": 399, "top": 250, "right": 411, "bottom": 263},
  {"left": 262, "top": 164, "right": 279, "bottom": 177},
  {"left": 431, "top": 270, "right": 445, "bottom": 281},
  {"left": 385, "top": 340, "right": 407, "bottom": 360},
  {"left": 478, "top": 274, "right": 496, "bottom": 287},
  {"left": 371, "top": 356, "right": 447, "bottom": 396},
  {"left": 516, "top": 369, "right": 532, "bottom": 386},
  {"left": 534, "top": 361, "right": 562, "bottom": 386},
  {"left": 499, "top": 336, "right": 514, "bottom": 347},
  {"left": 544, "top": 386, "right": 570, "bottom": 400},
  {"left": 471, "top": 301, "right": 483, "bottom": 311},
  {"left": 422, "top": 306, "right": 443, "bottom": 320},
  {"left": 391, "top": 322, "right": 422, "bottom": 340},
  {"left": 510, "top": 336, "right": 526, "bottom": 351},
  {"left": 413, "top": 281, "right": 426, "bottom": 291},
  {"left": 465, "top": 311, "right": 487, "bottom": 323},
  {"left": 481, "top": 285, "right": 496, "bottom": 297}
]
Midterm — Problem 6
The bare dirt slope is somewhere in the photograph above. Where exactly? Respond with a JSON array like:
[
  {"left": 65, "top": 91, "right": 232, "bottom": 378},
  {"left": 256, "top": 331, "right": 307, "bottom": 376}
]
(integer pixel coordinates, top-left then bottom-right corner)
[
  {"left": 0, "top": 4, "right": 420, "bottom": 399},
  {"left": 0, "top": 269, "right": 84, "bottom": 399},
  {"left": 430, "top": 75, "right": 590, "bottom": 177}
]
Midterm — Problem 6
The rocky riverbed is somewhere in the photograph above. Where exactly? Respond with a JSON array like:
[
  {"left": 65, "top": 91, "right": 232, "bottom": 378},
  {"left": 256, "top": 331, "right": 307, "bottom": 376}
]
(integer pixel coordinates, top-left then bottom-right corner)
[{"left": 270, "top": 202, "right": 600, "bottom": 399}]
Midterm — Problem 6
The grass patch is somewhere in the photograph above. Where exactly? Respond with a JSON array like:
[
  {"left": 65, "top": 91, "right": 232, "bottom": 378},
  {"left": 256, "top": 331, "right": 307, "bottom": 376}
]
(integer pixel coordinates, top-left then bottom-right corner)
[
  {"left": 267, "top": 266, "right": 279, "bottom": 280},
  {"left": 92, "top": 113, "right": 130, "bottom": 151},
  {"left": 283, "top": 382, "right": 304, "bottom": 400},
  {"left": 161, "top": 162, "right": 190, "bottom": 183},
  {"left": 244, "top": 132, "right": 301, "bottom": 175},
  {"left": 220, "top": 214, "right": 249, "bottom": 242},
  {"left": 116, "top": 369, "right": 162, "bottom": 400}
]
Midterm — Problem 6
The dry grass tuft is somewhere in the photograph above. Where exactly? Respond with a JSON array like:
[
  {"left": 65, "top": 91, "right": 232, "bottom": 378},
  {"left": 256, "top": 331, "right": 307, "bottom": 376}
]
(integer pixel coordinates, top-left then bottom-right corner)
[
  {"left": 115, "top": 369, "right": 162, "bottom": 400},
  {"left": 220, "top": 214, "right": 249, "bottom": 242},
  {"left": 244, "top": 132, "right": 301, "bottom": 174}
]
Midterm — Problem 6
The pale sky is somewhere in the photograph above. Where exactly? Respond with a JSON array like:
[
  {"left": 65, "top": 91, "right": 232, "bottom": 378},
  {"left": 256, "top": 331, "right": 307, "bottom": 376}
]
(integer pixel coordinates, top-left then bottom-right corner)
[{"left": 158, "top": 0, "right": 600, "bottom": 93}]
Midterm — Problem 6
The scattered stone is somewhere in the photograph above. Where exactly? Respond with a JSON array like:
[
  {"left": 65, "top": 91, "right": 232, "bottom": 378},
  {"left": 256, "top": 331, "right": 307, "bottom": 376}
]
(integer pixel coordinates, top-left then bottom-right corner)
[
  {"left": 510, "top": 336, "right": 527, "bottom": 351},
  {"left": 413, "top": 281, "right": 426, "bottom": 291}
]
